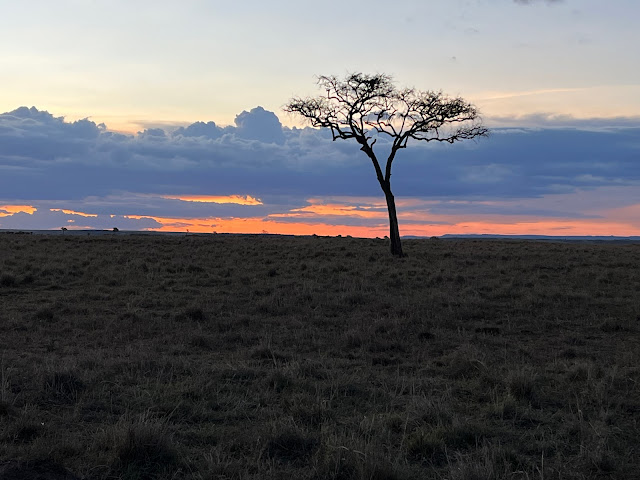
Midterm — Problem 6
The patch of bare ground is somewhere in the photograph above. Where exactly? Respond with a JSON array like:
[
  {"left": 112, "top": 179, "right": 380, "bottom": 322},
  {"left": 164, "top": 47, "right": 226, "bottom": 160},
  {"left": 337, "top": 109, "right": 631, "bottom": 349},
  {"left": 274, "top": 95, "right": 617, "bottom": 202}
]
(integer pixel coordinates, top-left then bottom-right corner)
[{"left": 0, "top": 233, "right": 638, "bottom": 478}]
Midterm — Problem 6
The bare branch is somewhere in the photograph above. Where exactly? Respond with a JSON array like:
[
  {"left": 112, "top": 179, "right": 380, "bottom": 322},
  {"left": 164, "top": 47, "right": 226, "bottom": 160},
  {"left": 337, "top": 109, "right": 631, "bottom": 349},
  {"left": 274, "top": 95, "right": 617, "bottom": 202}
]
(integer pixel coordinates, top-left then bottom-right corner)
[{"left": 285, "top": 72, "right": 488, "bottom": 176}]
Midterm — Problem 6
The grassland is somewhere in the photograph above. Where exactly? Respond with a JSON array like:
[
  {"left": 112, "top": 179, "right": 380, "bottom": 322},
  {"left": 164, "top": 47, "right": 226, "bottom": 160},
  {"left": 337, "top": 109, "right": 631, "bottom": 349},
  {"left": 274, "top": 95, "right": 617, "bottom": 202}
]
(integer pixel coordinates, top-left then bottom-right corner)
[{"left": 0, "top": 233, "right": 638, "bottom": 479}]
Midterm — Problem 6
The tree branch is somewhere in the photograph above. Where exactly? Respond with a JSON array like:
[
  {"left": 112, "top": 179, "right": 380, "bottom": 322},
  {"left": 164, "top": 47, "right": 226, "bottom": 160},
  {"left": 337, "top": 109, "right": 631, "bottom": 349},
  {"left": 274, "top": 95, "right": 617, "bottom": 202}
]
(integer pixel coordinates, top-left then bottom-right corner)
[{"left": 284, "top": 72, "right": 489, "bottom": 180}]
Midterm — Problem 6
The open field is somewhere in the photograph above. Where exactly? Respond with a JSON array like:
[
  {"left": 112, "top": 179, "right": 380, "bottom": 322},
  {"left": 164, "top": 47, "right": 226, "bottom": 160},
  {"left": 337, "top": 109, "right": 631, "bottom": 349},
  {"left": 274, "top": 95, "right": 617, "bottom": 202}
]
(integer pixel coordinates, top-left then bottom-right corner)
[{"left": 0, "top": 233, "right": 638, "bottom": 479}]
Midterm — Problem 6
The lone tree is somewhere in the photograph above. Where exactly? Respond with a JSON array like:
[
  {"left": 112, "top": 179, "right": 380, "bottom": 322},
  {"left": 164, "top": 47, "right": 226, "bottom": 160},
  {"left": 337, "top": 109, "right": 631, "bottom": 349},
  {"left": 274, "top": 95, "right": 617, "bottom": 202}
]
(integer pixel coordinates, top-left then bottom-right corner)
[{"left": 285, "top": 73, "right": 488, "bottom": 256}]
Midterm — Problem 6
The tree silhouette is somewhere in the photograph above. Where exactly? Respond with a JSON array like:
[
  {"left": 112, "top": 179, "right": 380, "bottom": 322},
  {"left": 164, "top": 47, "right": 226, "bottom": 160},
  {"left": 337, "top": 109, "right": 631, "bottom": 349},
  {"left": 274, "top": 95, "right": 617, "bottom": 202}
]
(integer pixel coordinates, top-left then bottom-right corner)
[{"left": 285, "top": 73, "right": 488, "bottom": 256}]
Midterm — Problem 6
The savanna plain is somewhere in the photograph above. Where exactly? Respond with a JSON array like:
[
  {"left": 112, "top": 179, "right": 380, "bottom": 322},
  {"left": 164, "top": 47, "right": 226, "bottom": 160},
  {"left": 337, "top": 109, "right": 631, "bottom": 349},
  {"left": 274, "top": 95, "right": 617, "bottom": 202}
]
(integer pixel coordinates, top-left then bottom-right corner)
[{"left": 0, "top": 233, "right": 638, "bottom": 479}]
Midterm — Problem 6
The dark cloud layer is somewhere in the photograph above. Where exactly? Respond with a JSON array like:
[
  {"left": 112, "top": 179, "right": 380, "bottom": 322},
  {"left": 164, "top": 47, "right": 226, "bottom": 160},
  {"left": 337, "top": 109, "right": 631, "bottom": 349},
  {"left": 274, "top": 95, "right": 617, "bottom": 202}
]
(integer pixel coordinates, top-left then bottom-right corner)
[{"left": 1, "top": 105, "right": 639, "bottom": 230}]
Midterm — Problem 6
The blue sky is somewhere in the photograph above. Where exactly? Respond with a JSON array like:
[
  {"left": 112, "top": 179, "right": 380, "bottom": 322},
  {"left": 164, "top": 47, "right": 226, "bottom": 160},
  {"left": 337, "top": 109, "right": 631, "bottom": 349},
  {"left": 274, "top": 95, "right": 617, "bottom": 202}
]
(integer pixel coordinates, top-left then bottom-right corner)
[{"left": 1, "top": 0, "right": 639, "bottom": 235}]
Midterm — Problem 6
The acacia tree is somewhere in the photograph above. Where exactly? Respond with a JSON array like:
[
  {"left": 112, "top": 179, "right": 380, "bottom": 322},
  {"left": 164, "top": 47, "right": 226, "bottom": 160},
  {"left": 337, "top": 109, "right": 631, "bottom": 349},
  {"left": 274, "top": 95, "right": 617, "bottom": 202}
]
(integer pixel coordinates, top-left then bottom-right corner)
[{"left": 285, "top": 73, "right": 488, "bottom": 256}]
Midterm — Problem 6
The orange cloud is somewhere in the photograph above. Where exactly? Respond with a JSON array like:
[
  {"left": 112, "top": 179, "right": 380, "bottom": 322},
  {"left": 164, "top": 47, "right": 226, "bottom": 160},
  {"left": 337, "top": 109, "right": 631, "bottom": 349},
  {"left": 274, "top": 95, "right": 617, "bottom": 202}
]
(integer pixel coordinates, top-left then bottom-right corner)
[
  {"left": 305, "top": 196, "right": 386, "bottom": 207},
  {"left": 0, "top": 205, "right": 36, "bottom": 216},
  {"left": 161, "top": 194, "right": 263, "bottom": 205},
  {"left": 50, "top": 209, "right": 98, "bottom": 217},
  {"left": 273, "top": 203, "right": 386, "bottom": 219}
]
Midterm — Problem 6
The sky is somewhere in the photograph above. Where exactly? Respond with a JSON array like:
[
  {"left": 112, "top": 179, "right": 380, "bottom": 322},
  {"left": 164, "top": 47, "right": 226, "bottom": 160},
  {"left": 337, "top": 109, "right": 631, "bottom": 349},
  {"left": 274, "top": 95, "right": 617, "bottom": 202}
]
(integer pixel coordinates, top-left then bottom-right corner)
[{"left": 1, "top": 0, "right": 639, "bottom": 237}]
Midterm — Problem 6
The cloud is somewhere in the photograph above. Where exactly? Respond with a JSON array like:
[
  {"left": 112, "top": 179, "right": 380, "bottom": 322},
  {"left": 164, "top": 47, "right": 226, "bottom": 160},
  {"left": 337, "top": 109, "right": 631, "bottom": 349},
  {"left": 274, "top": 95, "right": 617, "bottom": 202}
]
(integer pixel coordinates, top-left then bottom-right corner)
[
  {"left": 2, "top": 107, "right": 639, "bottom": 204},
  {"left": 1, "top": 105, "right": 640, "bottom": 235},
  {"left": 172, "top": 121, "right": 225, "bottom": 140},
  {"left": 0, "top": 204, "right": 36, "bottom": 215},
  {"left": 0, "top": 106, "right": 369, "bottom": 202},
  {"left": 0, "top": 106, "right": 102, "bottom": 163},
  {"left": 161, "top": 194, "right": 263, "bottom": 205},
  {"left": 138, "top": 128, "right": 167, "bottom": 139},
  {"left": 0, "top": 207, "right": 162, "bottom": 231},
  {"left": 487, "top": 113, "right": 640, "bottom": 130},
  {"left": 234, "top": 106, "right": 286, "bottom": 145}
]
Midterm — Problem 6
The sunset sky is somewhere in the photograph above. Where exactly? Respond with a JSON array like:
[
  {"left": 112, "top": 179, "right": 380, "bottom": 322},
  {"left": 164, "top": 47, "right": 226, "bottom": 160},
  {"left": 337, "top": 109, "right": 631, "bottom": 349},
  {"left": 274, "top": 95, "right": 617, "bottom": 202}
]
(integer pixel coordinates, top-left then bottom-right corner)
[{"left": 1, "top": 0, "right": 639, "bottom": 237}]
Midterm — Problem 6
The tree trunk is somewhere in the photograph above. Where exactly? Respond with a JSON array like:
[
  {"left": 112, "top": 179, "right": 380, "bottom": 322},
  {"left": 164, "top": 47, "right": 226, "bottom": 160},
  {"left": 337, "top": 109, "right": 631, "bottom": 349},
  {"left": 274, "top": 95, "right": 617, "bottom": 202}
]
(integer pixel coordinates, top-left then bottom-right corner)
[{"left": 383, "top": 186, "right": 404, "bottom": 257}]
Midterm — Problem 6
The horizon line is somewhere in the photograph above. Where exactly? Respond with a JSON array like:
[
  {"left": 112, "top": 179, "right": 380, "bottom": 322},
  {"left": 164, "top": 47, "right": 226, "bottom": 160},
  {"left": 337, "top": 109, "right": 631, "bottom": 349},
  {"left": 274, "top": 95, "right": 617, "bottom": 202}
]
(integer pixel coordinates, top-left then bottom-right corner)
[{"left": 3, "top": 228, "right": 640, "bottom": 242}]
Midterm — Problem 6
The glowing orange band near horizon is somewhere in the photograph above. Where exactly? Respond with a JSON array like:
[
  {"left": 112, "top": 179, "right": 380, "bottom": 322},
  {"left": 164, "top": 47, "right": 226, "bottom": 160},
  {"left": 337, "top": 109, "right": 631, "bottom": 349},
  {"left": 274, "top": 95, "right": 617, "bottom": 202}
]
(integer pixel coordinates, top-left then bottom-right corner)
[{"left": 118, "top": 212, "right": 640, "bottom": 239}]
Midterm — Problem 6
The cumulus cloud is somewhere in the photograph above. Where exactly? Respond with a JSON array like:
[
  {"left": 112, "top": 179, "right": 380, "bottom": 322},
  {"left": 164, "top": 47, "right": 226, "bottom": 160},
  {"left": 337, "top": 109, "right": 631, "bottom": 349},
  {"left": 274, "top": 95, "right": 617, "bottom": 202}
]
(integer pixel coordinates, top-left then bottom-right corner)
[
  {"left": 0, "top": 106, "right": 369, "bottom": 201},
  {"left": 172, "top": 121, "right": 225, "bottom": 140},
  {"left": 234, "top": 106, "right": 286, "bottom": 145},
  {"left": 0, "top": 107, "right": 102, "bottom": 164},
  {"left": 138, "top": 128, "right": 167, "bottom": 139}
]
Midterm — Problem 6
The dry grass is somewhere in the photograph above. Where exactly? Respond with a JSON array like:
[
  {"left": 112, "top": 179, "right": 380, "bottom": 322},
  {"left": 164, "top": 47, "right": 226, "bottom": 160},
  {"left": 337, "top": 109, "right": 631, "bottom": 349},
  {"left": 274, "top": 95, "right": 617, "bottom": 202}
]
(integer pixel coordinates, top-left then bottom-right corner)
[{"left": 0, "top": 233, "right": 638, "bottom": 479}]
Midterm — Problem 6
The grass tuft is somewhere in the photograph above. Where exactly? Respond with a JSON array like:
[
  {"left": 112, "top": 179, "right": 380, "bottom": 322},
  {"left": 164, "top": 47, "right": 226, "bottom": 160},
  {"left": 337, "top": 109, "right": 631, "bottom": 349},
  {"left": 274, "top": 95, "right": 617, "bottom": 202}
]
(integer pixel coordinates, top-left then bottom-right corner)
[
  {"left": 42, "top": 371, "right": 85, "bottom": 404},
  {"left": 0, "top": 459, "right": 80, "bottom": 480},
  {"left": 507, "top": 368, "right": 538, "bottom": 403},
  {"left": 109, "top": 413, "right": 179, "bottom": 479},
  {"left": 264, "top": 430, "right": 318, "bottom": 465}
]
